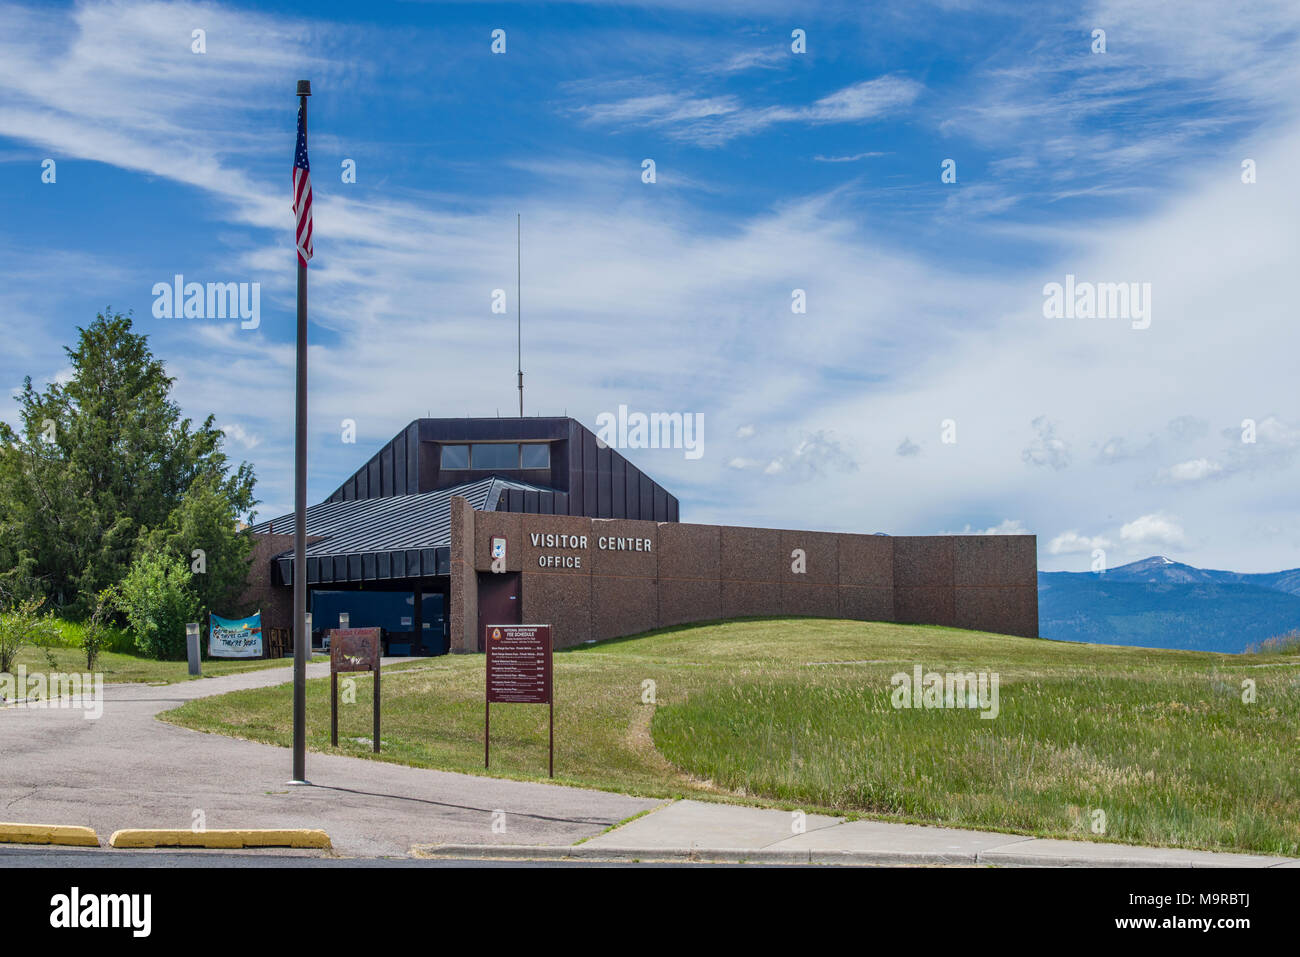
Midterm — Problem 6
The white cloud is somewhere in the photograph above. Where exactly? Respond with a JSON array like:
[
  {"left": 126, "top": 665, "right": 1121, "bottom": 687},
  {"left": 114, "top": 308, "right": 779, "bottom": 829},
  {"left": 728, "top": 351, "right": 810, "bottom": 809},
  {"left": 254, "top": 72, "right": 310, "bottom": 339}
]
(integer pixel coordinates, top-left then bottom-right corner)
[
  {"left": 978, "top": 519, "right": 1028, "bottom": 535},
  {"left": 777, "top": 431, "right": 858, "bottom": 478},
  {"left": 1096, "top": 435, "right": 1143, "bottom": 464},
  {"left": 578, "top": 75, "right": 922, "bottom": 146},
  {"left": 2, "top": 0, "right": 1299, "bottom": 577},
  {"left": 937, "top": 0, "right": 1300, "bottom": 195},
  {"left": 727, "top": 430, "right": 859, "bottom": 481},
  {"left": 1254, "top": 415, "right": 1300, "bottom": 448},
  {"left": 576, "top": 92, "right": 740, "bottom": 127},
  {"left": 708, "top": 48, "right": 787, "bottom": 74},
  {"left": 220, "top": 422, "right": 261, "bottom": 450},
  {"left": 1162, "top": 457, "right": 1222, "bottom": 483},
  {"left": 1120, "top": 513, "right": 1186, "bottom": 548},
  {"left": 1166, "top": 415, "right": 1208, "bottom": 442},
  {"left": 813, "top": 151, "right": 888, "bottom": 163},
  {"left": 1022, "top": 416, "right": 1071, "bottom": 471},
  {"left": 942, "top": 519, "right": 1030, "bottom": 536},
  {"left": 1049, "top": 531, "right": 1112, "bottom": 555},
  {"left": 0, "top": 1, "right": 323, "bottom": 212},
  {"left": 796, "top": 76, "right": 922, "bottom": 123}
]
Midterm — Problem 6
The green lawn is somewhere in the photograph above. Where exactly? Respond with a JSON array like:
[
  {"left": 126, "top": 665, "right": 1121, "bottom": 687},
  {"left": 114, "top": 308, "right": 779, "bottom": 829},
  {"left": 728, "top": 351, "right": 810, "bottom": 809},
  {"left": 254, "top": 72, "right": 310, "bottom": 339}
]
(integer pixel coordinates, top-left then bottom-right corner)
[
  {"left": 7, "top": 642, "right": 324, "bottom": 688},
  {"left": 160, "top": 618, "right": 1300, "bottom": 856}
]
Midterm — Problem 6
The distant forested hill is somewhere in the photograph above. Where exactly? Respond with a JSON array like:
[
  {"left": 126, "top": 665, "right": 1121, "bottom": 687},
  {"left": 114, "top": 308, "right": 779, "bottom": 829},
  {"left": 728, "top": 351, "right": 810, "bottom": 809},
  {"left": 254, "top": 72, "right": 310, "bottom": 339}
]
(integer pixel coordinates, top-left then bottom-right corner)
[{"left": 1039, "top": 557, "right": 1300, "bottom": 653}]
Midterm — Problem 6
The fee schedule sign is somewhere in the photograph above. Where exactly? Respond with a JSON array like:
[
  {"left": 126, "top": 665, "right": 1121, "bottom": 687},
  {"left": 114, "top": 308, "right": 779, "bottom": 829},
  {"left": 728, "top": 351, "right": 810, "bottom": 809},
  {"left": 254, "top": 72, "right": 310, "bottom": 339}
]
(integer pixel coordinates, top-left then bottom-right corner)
[
  {"left": 485, "top": 624, "right": 554, "bottom": 775},
  {"left": 486, "top": 624, "right": 552, "bottom": 703}
]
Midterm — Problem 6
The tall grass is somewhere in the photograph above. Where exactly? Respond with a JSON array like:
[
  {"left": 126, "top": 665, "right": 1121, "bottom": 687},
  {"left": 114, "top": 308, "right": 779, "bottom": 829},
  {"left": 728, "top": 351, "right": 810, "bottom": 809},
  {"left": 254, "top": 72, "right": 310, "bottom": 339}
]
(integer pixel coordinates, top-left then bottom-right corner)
[
  {"left": 163, "top": 618, "right": 1300, "bottom": 855},
  {"left": 1244, "top": 628, "right": 1300, "bottom": 655},
  {"left": 653, "top": 671, "right": 1300, "bottom": 854},
  {"left": 47, "top": 618, "right": 136, "bottom": 654}
]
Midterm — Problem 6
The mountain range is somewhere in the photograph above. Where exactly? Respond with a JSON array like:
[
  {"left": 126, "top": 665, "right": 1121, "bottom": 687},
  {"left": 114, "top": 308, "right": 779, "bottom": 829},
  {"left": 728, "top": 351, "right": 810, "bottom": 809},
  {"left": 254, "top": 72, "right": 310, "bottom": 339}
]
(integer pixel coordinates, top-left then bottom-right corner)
[{"left": 1038, "top": 556, "right": 1300, "bottom": 654}]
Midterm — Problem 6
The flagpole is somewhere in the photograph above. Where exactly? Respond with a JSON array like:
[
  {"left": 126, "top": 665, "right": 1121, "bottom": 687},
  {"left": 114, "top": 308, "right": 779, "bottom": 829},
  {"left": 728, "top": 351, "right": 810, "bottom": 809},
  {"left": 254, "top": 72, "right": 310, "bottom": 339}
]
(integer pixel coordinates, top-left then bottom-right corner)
[
  {"left": 516, "top": 213, "right": 523, "bottom": 417},
  {"left": 290, "top": 78, "right": 311, "bottom": 786}
]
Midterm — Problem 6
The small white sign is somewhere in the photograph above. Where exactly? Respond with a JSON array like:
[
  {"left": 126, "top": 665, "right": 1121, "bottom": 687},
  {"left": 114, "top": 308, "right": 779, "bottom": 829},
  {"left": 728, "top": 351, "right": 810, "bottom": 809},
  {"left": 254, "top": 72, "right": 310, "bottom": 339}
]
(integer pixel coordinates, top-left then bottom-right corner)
[{"left": 491, "top": 537, "right": 507, "bottom": 560}]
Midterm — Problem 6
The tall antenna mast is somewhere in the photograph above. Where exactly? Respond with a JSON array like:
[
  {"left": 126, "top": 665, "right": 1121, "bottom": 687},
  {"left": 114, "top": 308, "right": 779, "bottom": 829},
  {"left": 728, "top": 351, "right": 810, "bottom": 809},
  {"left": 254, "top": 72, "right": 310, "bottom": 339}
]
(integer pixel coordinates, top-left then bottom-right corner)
[{"left": 516, "top": 213, "right": 523, "bottom": 417}]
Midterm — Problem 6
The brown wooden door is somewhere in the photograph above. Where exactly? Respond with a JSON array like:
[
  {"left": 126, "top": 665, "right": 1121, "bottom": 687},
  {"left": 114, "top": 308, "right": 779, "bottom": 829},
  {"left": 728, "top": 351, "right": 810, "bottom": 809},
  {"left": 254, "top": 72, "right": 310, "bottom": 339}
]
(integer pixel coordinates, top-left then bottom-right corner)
[{"left": 476, "top": 571, "right": 521, "bottom": 652}]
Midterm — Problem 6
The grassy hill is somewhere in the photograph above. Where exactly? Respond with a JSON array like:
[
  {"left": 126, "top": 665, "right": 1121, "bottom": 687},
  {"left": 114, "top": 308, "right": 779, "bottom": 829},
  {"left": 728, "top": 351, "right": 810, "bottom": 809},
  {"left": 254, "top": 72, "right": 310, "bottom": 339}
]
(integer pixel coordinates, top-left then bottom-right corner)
[{"left": 162, "top": 618, "right": 1300, "bottom": 856}]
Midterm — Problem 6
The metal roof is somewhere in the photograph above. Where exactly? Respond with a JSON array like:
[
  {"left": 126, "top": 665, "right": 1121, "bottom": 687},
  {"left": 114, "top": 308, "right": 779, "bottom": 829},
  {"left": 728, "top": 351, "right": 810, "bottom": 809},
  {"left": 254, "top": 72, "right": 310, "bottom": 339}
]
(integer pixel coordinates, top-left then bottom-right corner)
[
  {"left": 254, "top": 476, "right": 556, "bottom": 559},
  {"left": 322, "top": 416, "right": 680, "bottom": 523}
]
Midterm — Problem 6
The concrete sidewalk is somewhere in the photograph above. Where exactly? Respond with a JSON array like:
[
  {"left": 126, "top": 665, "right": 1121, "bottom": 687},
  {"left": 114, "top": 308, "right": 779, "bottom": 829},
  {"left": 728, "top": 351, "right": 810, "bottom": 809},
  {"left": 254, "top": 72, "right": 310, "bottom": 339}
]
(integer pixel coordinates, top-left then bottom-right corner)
[{"left": 414, "top": 799, "right": 1300, "bottom": 868}]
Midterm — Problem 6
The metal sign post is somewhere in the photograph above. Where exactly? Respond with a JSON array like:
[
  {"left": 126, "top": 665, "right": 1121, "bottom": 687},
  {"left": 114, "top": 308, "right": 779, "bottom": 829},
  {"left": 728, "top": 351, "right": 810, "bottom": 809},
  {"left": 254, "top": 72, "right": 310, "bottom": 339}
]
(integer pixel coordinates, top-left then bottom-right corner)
[{"left": 484, "top": 623, "right": 553, "bottom": 777}]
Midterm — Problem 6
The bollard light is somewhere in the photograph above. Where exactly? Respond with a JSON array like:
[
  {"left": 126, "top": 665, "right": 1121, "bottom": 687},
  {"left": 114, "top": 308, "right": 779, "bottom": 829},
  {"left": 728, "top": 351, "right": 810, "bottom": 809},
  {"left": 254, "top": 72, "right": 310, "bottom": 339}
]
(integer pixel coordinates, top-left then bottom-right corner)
[{"left": 186, "top": 622, "right": 201, "bottom": 676}]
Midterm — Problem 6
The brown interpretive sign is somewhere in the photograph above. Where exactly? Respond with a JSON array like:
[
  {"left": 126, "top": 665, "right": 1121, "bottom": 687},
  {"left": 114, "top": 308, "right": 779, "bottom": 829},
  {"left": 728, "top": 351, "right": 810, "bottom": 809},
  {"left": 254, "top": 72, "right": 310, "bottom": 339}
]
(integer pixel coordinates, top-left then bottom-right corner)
[
  {"left": 485, "top": 624, "right": 554, "bottom": 776},
  {"left": 331, "top": 627, "right": 381, "bottom": 672},
  {"left": 330, "top": 627, "right": 382, "bottom": 752}
]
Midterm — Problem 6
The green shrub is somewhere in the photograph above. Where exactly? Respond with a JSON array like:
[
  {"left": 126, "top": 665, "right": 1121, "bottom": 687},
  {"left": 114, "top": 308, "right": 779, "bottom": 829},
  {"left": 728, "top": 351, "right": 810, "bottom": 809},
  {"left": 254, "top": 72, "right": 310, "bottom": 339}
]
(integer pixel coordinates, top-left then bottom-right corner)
[
  {"left": 79, "top": 589, "right": 117, "bottom": 670},
  {"left": 114, "top": 550, "right": 200, "bottom": 660},
  {"left": 0, "top": 598, "right": 60, "bottom": 673},
  {"left": 1245, "top": 629, "right": 1300, "bottom": 655}
]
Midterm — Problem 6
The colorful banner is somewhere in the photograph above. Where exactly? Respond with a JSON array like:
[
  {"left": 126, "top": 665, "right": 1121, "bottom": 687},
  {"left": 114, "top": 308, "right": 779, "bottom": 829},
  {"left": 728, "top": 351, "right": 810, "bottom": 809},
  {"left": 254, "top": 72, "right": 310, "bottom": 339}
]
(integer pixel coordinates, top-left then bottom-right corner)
[{"left": 209, "top": 612, "right": 263, "bottom": 658}]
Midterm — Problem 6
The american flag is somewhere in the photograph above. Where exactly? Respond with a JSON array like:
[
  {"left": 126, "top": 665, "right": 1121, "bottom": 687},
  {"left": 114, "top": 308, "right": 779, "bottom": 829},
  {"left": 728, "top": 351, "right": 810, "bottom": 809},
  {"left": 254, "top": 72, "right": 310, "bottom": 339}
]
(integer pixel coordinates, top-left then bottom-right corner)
[{"left": 292, "top": 103, "right": 313, "bottom": 266}]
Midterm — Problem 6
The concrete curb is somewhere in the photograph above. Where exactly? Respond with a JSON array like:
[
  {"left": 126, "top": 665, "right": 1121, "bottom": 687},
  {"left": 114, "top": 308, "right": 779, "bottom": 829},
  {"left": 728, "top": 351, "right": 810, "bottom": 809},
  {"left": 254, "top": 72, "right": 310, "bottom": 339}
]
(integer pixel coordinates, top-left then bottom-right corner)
[
  {"left": 977, "top": 848, "right": 1282, "bottom": 869},
  {"left": 408, "top": 842, "right": 1292, "bottom": 868},
  {"left": 0, "top": 822, "right": 100, "bottom": 847},
  {"left": 411, "top": 843, "right": 978, "bottom": 866},
  {"left": 410, "top": 844, "right": 811, "bottom": 864},
  {"left": 109, "top": 828, "right": 332, "bottom": 849}
]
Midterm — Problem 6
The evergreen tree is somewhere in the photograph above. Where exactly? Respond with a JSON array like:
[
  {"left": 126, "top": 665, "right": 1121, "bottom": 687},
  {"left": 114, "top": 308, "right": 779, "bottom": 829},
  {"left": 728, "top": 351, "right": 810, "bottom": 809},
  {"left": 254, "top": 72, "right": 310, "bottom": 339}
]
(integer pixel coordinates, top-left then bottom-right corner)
[{"left": 0, "top": 311, "right": 257, "bottom": 616}]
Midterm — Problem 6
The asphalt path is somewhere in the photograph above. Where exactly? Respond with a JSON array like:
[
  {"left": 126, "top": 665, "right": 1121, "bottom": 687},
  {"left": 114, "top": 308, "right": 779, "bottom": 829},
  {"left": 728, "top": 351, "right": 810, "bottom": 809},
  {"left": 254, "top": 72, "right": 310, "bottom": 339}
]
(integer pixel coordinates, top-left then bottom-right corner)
[
  {"left": 0, "top": 660, "right": 657, "bottom": 857},
  {"left": 0, "top": 846, "right": 764, "bottom": 867}
]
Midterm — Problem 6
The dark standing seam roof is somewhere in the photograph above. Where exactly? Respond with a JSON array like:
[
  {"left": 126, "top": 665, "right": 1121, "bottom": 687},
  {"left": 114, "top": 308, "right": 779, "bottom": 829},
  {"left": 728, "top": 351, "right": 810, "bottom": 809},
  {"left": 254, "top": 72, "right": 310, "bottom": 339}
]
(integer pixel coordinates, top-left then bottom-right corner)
[{"left": 253, "top": 476, "right": 556, "bottom": 559}]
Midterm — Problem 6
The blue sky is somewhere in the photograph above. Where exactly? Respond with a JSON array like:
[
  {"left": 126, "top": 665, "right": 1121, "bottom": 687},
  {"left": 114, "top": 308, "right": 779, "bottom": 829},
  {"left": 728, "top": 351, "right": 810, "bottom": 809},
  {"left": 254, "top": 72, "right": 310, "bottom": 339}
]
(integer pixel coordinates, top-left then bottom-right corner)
[{"left": 2, "top": 0, "right": 1299, "bottom": 572}]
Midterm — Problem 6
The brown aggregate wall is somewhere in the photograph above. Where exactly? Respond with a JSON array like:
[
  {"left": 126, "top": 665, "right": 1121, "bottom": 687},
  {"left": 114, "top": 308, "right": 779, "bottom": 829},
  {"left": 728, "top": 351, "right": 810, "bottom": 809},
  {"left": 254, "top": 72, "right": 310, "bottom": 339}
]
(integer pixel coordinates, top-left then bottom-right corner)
[
  {"left": 238, "top": 532, "right": 312, "bottom": 630},
  {"left": 449, "top": 496, "right": 479, "bottom": 655},
  {"left": 449, "top": 501, "right": 1038, "bottom": 651}
]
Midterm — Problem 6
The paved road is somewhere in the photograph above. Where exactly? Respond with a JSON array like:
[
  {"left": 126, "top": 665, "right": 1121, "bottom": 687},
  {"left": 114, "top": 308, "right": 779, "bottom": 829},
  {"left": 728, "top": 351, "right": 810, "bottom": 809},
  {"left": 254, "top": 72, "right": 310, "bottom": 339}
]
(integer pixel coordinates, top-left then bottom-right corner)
[
  {"left": 0, "top": 847, "right": 747, "bottom": 868},
  {"left": 0, "top": 661, "right": 656, "bottom": 857}
]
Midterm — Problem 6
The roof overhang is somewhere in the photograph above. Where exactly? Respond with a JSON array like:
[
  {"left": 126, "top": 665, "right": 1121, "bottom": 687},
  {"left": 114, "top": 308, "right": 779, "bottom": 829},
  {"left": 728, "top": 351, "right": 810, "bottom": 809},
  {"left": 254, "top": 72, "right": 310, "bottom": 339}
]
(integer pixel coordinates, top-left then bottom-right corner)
[{"left": 257, "top": 476, "right": 556, "bottom": 587}]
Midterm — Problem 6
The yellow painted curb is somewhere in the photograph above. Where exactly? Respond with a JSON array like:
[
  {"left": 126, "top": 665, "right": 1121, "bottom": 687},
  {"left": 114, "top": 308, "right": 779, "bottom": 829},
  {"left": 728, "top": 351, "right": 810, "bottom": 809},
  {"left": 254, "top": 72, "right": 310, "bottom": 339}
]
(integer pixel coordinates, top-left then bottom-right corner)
[
  {"left": 0, "top": 822, "right": 100, "bottom": 846},
  {"left": 109, "top": 828, "right": 332, "bottom": 849}
]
